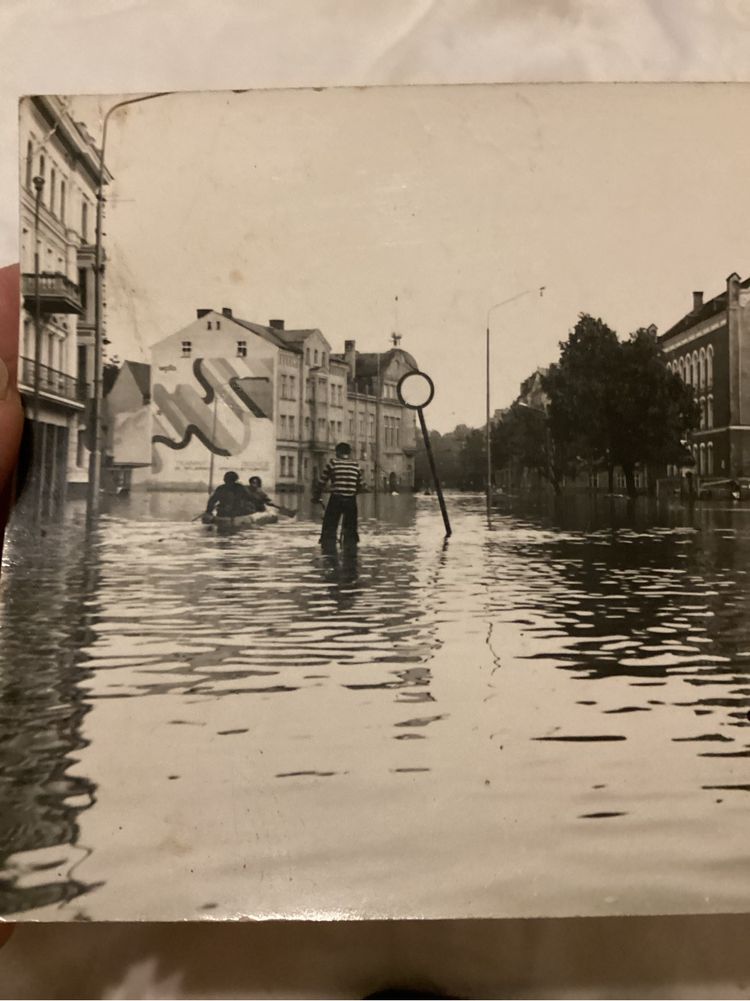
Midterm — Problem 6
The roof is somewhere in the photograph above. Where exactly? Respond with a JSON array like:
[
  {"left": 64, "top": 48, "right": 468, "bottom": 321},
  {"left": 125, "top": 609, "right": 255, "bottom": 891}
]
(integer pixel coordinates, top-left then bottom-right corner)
[
  {"left": 127, "top": 361, "right": 151, "bottom": 401},
  {"left": 103, "top": 359, "right": 151, "bottom": 401},
  {"left": 660, "top": 275, "right": 750, "bottom": 342},
  {"left": 227, "top": 315, "right": 324, "bottom": 355},
  {"left": 354, "top": 348, "right": 418, "bottom": 379}
]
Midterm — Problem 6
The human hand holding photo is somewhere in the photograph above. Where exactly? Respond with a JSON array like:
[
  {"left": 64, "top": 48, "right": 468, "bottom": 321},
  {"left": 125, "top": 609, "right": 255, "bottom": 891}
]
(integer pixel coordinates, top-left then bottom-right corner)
[{"left": 0, "top": 264, "right": 25, "bottom": 544}]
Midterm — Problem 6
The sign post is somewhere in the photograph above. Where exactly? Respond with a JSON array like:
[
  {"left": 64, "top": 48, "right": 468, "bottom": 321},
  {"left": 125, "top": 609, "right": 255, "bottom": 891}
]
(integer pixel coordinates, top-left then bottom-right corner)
[{"left": 397, "top": 370, "right": 451, "bottom": 538}]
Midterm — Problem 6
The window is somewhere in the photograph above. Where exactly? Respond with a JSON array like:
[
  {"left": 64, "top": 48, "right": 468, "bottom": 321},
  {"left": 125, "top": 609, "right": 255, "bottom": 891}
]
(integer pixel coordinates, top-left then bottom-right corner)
[
  {"left": 318, "top": 377, "right": 326, "bottom": 395},
  {"left": 289, "top": 416, "right": 295, "bottom": 438},
  {"left": 678, "top": 358, "right": 685, "bottom": 382},
  {"left": 281, "top": 374, "right": 288, "bottom": 399},
  {"left": 181, "top": 340, "right": 192, "bottom": 357},
  {"left": 348, "top": 410, "right": 354, "bottom": 436},
  {"left": 305, "top": 416, "right": 311, "bottom": 436},
  {"left": 39, "top": 153, "right": 45, "bottom": 186},
  {"left": 337, "top": 421, "right": 343, "bottom": 436},
  {"left": 78, "top": 267, "right": 88, "bottom": 311},
  {"left": 321, "top": 352, "right": 326, "bottom": 368},
  {"left": 369, "top": 414, "right": 375, "bottom": 440},
  {"left": 289, "top": 375, "right": 295, "bottom": 399},
  {"left": 81, "top": 199, "right": 88, "bottom": 241},
  {"left": 699, "top": 348, "right": 706, "bottom": 389},
  {"left": 700, "top": 397, "right": 706, "bottom": 430},
  {"left": 237, "top": 340, "right": 247, "bottom": 357},
  {"left": 25, "top": 140, "right": 33, "bottom": 189},
  {"left": 314, "top": 349, "right": 319, "bottom": 365},
  {"left": 280, "top": 415, "right": 287, "bottom": 438},
  {"left": 60, "top": 181, "right": 66, "bottom": 223},
  {"left": 692, "top": 352, "right": 699, "bottom": 386},
  {"left": 707, "top": 394, "right": 714, "bottom": 429},
  {"left": 318, "top": 418, "right": 325, "bottom": 436},
  {"left": 699, "top": 443, "right": 706, "bottom": 475},
  {"left": 707, "top": 346, "right": 714, "bottom": 387},
  {"left": 280, "top": 455, "right": 287, "bottom": 476},
  {"left": 359, "top": 415, "right": 365, "bottom": 437},
  {"left": 708, "top": 443, "right": 714, "bottom": 475},
  {"left": 305, "top": 348, "right": 310, "bottom": 365},
  {"left": 288, "top": 454, "right": 295, "bottom": 478},
  {"left": 50, "top": 168, "right": 56, "bottom": 215},
  {"left": 216, "top": 320, "right": 221, "bottom": 330}
]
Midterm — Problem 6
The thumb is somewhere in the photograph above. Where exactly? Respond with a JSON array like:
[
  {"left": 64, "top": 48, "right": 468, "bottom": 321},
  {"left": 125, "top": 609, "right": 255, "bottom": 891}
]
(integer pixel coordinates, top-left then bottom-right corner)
[{"left": 0, "top": 264, "right": 25, "bottom": 541}]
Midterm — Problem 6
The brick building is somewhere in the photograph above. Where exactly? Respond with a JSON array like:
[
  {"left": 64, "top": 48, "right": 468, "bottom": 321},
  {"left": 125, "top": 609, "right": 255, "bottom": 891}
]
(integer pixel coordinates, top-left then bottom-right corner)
[{"left": 660, "top": 272, "right": 750, "bottom": 482}]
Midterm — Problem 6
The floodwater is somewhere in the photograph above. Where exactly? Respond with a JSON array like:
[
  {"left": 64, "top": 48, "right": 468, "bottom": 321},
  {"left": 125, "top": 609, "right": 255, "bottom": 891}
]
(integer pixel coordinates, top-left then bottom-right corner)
[{"left": 0, "top": 490, "right": 749, "bottom": 920}]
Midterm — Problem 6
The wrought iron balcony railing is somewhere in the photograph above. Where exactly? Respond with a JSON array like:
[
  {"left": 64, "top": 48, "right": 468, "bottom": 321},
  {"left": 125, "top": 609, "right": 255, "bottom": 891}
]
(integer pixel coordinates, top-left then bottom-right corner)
[{"left": 19, "top": 356, "right": 88, "bottom": 403}]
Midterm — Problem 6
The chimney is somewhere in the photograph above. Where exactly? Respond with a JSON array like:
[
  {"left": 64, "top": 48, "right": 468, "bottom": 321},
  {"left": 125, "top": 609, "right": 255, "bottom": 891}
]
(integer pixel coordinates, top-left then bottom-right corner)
[
  {"left": 222, "top": 307, "right": 233, "bottom": 318},
  {"left": 269, "top": 318, "right": 285, "bottom": 330},
  {"left": 197, "top": 308, "right": 212, "bottom": 319},
  {"left": 344, "top": 339, "right": 356, "bottom": 378},
  {"left": 692, "top": 291, "right": 703, "bottom": 312}
]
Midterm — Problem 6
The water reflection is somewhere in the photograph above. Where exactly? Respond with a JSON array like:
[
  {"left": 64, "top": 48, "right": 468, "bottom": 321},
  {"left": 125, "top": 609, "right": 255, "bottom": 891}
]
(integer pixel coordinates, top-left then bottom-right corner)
[
  {"left": 0, "top": 513, "right": 100, "bottom": 914},
  {"left": 1, "top": 490, "right": 750, "bottom": 918}
]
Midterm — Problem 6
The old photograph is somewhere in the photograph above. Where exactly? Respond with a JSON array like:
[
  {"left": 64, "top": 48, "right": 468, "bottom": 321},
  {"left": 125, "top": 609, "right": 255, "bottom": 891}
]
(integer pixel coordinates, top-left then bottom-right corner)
[{"left": 1, "top": 83, "right": 749, "bottom": 921}]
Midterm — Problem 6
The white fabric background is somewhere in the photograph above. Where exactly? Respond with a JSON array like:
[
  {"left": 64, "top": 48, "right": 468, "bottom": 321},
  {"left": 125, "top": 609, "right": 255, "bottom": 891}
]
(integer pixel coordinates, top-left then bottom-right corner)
[{"left": 2, "top": 1, "right": 750, "bottom": 996}]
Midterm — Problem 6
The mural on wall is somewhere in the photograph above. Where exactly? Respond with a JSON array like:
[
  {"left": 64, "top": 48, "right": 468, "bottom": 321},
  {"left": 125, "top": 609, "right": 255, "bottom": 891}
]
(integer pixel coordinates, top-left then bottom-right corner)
[{"left": 151, "top": 356, "right": 275, "bottom": 487}]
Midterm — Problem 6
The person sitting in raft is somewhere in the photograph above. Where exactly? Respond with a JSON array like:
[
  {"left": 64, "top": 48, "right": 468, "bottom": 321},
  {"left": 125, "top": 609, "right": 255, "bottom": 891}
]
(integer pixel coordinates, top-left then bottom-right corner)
[
  {"left": 312, "top": 441, "right": 363, "bottom": 547},
  {"left": 203, "top": 471, "right": 251, "bottom": 521},
  {"left": 246, "top": 475, "right": 273, "bottom": 513}
]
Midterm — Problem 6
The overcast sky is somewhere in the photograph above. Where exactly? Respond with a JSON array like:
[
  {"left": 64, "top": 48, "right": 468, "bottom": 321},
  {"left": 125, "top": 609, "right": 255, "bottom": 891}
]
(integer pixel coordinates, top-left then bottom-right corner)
[{"left": 68, "top": 84, "right": 748, "bottom": 431}]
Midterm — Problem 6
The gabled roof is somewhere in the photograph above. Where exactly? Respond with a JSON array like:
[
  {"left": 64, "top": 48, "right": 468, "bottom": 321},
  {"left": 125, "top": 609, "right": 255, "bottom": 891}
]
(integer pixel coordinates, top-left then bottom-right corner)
[
  {"left": 127, "top": 361, "right": 151, "bottom": 402},
  {"left": 227, "top": 315, "right": 324, "bottom": 355},
  {"left": 660, "top": 275, "right": 750, "bottom": 342}
]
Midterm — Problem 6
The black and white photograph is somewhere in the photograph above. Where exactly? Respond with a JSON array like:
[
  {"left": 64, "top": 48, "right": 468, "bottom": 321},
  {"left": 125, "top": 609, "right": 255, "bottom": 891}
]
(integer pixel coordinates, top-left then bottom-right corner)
[{"left": 2, "top": 82, "right": 750, "bottom": 924}]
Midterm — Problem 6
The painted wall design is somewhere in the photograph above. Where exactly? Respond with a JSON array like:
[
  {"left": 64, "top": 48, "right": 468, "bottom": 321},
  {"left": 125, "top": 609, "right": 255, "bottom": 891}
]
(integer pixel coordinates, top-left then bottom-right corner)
[{"left": 151, "top": 356, "right": 276, "bottom": 489}]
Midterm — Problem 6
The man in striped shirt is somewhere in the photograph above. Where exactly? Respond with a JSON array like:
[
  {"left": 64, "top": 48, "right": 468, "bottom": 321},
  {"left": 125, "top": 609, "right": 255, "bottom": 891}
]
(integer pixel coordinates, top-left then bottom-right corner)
[{"left": 312, "top": 442, "right": 363, "bottom": 547}]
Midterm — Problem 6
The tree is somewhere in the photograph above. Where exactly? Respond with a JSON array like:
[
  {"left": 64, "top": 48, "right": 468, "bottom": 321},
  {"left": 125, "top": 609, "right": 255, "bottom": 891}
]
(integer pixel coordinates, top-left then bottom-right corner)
[
  {"left": 544, "top": 315, "right": 700, "bottom": 498},
  {"left": 544, "top": 314, "right": 620, "bottom": 489},
  {"left": 608, "top": 327, "right": 699, "bottom": 496}
]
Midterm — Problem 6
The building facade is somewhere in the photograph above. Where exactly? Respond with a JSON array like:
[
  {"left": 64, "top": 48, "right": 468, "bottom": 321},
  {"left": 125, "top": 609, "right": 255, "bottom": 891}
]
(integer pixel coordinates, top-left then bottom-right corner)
[
  {"left": 139, "top": 311, "right": 418, "bottom": 493},
  {"left": 660, "top": 273, "right": 750, "bottom": 482},
  {"left": 19, "top": 96, "right": 109, "bottom": 509}
]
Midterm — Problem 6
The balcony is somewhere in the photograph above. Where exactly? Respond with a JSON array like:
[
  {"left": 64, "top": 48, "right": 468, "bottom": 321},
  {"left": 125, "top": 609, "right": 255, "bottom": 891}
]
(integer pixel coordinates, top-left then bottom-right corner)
[
  {"left": 22, "top": 272, "right": 83, "bottom": 315},
  {"left": 19, "top": 356, "right": 88, "bottom": 405}
]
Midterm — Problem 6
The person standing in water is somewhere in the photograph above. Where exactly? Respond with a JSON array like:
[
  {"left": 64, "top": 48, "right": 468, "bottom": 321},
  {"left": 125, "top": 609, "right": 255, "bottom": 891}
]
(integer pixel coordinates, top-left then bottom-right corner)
[{"left": 312, "top": 442, "right": 363, "bottom": 547}]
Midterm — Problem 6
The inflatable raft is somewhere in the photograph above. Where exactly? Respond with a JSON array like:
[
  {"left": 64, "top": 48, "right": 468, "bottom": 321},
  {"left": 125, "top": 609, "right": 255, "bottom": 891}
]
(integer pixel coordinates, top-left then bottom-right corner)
[{"left": 201, "top": 510, "right": 280, "bottom": 531}]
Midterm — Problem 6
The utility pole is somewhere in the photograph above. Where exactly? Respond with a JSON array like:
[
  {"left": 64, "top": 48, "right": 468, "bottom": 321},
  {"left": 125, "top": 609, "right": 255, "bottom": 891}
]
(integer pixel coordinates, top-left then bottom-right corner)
[{"left": 87, "top": 92, "right": 172, "bottom": 524}]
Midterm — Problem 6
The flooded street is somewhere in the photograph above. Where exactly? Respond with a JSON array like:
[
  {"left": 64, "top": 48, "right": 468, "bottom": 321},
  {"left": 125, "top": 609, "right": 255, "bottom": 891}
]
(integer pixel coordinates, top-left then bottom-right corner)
[{"left": 1, "top": 492, "right": 749, "bottom": 920}]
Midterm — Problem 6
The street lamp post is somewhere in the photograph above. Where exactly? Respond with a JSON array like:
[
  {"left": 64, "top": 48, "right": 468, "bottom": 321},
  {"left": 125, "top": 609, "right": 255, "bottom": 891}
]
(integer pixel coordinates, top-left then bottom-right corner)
[
  {"left": 86, "top": 92, "right": 172, "bottom": 523},
  {"left": 485, "top": 286, "right": 545, "bottom": 525}
]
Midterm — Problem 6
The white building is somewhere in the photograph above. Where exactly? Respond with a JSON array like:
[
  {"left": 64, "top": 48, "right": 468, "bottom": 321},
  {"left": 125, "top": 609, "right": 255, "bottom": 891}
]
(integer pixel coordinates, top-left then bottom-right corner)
[{"left": 18, "top": 96, "right": 110, "bottom": 510}]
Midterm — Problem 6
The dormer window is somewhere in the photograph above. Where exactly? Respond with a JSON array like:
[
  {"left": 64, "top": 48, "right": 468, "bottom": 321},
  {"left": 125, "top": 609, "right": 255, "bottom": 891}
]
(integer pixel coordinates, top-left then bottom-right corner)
[
  {"left": 181, "top": 340, "right": 192, "bottom": 357},
  {"left": 237, "top": 340, "right": 247, "bottom": 357}
]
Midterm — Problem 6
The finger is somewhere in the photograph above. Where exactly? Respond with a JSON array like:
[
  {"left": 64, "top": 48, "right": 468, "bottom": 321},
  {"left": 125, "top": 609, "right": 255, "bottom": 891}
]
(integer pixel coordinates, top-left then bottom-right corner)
[{"left": 0, "top": 264, "right": 24, "bottom": 535}]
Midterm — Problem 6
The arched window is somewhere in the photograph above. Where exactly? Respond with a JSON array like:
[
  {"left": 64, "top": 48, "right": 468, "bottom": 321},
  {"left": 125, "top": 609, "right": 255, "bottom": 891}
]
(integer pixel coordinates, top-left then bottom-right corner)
[
  {"left": 25, "top": 140, "right": 33, "bottom": 189},
  {"left": 699, "top": 348, "right": 706, "bottom": 389},
  {"left": 699, "top": 443, "right": 706, "bottom": 475},
  {"left": 692, "top": 351, "right": 699, "bottom": 386},
  {"left": 679, "top": 357, "right": 686, "bottom": 383},
  {"left": 700, "top": 396, "right": 706, "bottom": 429},
  {"left": 707, "top": 394, "right": 714, "bottom": 429},
  {"left": 707, "top": 346, "right": 714, "bottom": 388},
  {"left": 707, "top": 443, "right": 714, "bottom": 475}
]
